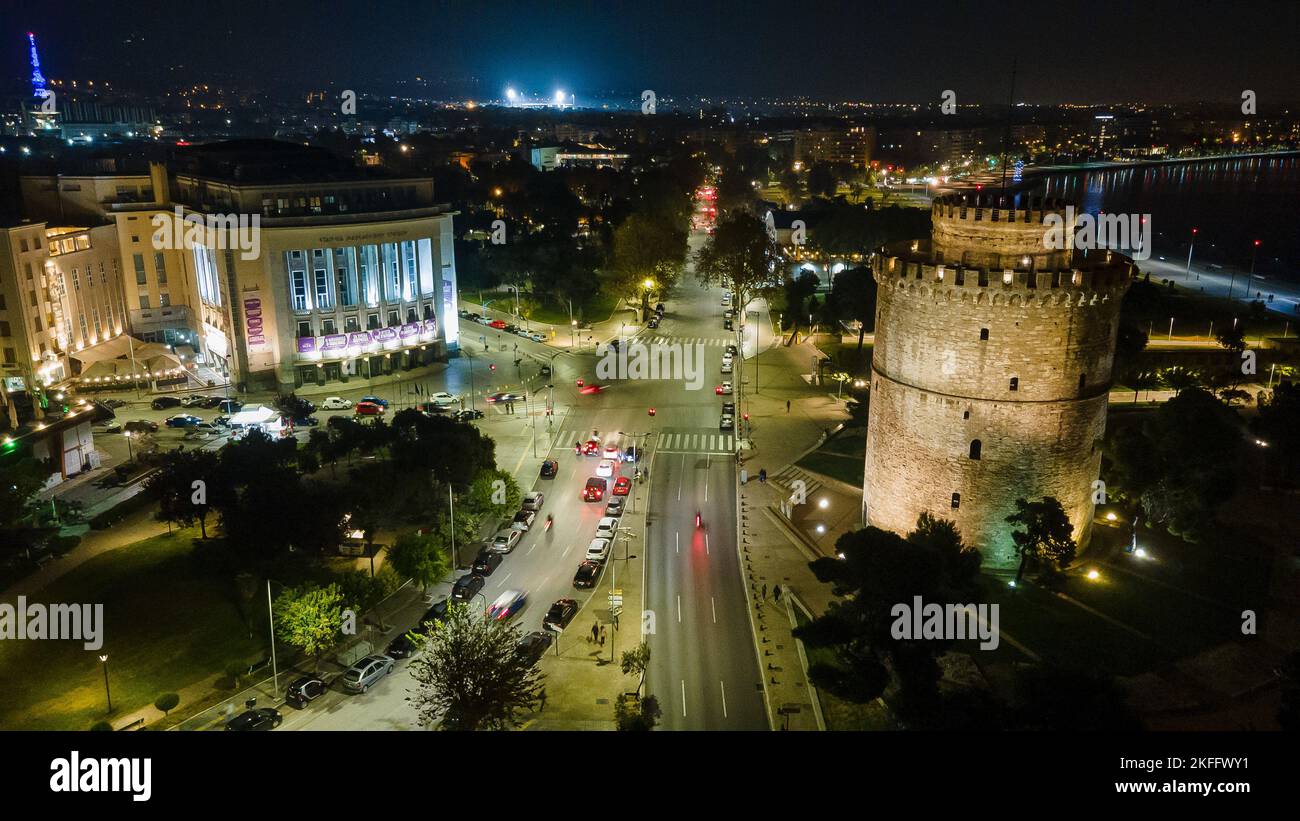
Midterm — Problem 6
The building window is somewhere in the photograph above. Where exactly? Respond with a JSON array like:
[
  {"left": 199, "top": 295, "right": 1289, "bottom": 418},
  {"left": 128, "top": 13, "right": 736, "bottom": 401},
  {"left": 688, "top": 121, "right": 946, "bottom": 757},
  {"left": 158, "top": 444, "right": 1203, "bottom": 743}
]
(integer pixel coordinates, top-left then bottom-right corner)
[
  {"left": 387, "top": 311, "right": 399, "bottom": 327},
  {"left": 159, "top": 293, "right": 170, "bottom": 308},
  {"left": 134, "top": 254, "right": 147, "bottom": 285},
  {"left": 0, "top": 321, "right": 9, "bottom": 337},
  {"left": 969, "top": 440, "right": 982, "bottom": 460},
  {"left": 2, "top": 347, "right": 15, "bottom": 365},
  {"left": 313, "top": 267, "right": 333, "bottom": 310},
  {"left": 345, "top": 315, "right": 360, "bottom": 333},
  {"left": 979, "top": 328, "right": 989, "bottom": 341},
  {"left": 72, "top": 269, "right": 80, "bottom": 291},
  {"left": 298, "top": 321, "right": 312, "bottom": 338},
  {"left": 322, "top": 318, "right": 337, "bottom": 335},
  {"left": 367, "top": 313, "right": 379, "bottom": 330},
  {"left": 962, "top": 409, "right": 970, "bottom": 420},
  {"left": 951, "top": 492, "right": 960, "bottom": 509},
  {"left": 139, "top": 295, "right": 150, "bottom": 309},
  {"left": 291, "top": 269, "right": 309, "bottom": 312},
  {"left": 1009, "top": 377, "right": 1019, "bottom": 391},
  {"left": 154, "top": 252, "right": 167, "bottom": 284}
]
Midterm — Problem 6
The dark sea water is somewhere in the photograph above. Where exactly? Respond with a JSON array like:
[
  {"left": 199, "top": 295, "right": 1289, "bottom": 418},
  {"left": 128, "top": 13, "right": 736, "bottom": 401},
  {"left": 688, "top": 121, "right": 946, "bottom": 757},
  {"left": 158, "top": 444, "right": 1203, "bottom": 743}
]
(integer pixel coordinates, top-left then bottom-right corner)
[{"left": 1029, "top": 154, "right": 1300, "bottom": 282}]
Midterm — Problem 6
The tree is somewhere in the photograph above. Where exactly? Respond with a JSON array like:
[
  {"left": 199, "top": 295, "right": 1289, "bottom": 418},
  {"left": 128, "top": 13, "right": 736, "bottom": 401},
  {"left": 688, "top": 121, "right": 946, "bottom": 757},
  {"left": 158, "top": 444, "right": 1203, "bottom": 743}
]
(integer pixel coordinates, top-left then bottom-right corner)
[
  {"left": 1158, "top": 366, "right": 1203, "bottom": 396},
  {"left": 0, "top": 455, "right": 55, "bottom": 529},
  {"left": 145, "top": 448, "right": 220, "bottom": 538},
  {"left": 1011, "top": 665, "right": 1140, "bottom": 731},
  {"left": 387, "top": 530, "right": 451, "bottom": 593},
  {"left": 783, "top": 270, "right": 821, "bottom": 334},
  {"left": 1254, "top": 382, "right": 1300, "bottom": 486},
  {"left": 608, "top": 213, "right": 687, "bottom": 318},
  {"left": 273, "top": 583, "right": 346, "bottom": 673},
  {"left": 1127, "top": 371, "right": 1161, "bottom": 403},
  {"left": 620, "top": 642, "right": 652, "bottom": 696},
  {"left": 615, "top": 693, "right": 662, "bottom": 731},
  {"left": 828, "top": 265, "right": 878, "bottom": 352},
  {"left": 406, "top": 602, "right": 543, "bottom": 730},
  {"left": 464, "top": 468, "right": 521, "bottom": 520},
  {"left": 695, "top": 212, "right": 780, "bottom": 324},
  {"left": 154, "top": 693, "right": 180, "bottom": 717},
  {"left": 1113, "top": 320, "right": 1149, "bottom": 379},
  {"left": 1005, "top": 497, "right": 1077, "bottom": 583}
]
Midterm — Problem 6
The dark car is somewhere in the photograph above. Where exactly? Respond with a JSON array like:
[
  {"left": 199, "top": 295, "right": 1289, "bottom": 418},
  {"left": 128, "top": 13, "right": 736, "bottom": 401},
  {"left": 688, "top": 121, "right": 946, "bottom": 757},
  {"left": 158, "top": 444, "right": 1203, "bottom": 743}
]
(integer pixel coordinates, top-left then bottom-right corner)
[
  {"left": 543, "top": 598, "right": 579, "bottom": 632},
  {"left": 165, "top": 414, "right": 203, "bottom": 428},
  {"left": 218, "top": 399, "right": 243, "bottom": 414},
  {"left": 123, "top": 419, "right": 158, "bottom": 434},
  {"left": 226, "top": 707, "right": 282, "bottom": 731},
  {"left": 453, "top": 408, "right": 484, "bottom": 422},
  {"left": 472, "top": 549, "right": 503, "bottom": 576},
  {"left": 201, "top": 395, "right": 227, "bottom": 408},
  {"left": 624, "top": 445, "right": 639, "bottom": 463},
  {"left": 486, "top": 391, "right": 525, "bottom": 404},
  {"left": 451, "top": 573, "right": 485, "bottom": 602},
  {"left": 290, "top": 415, "right": 319, "bottom": 427},
  {"left": 722, "top": 402, "right": 736, "bottom": 415},
  {"left": 655, "top": 303, "right": 665, "bottom": 313},
  {"left": 516, "top": 631, "right": 554, "bottom": 666},
  {"left": 386, "top": 631, "right": 418, "bottom": 659},
  {"left": 150, "top": 396, "right": 182, "bottom": 410},
  {"left": 647, "top": 318, "right": 660, "bottom": 329},
  {"left": 573, "top": 560, "right": 601, "bottom": 589},
  {"left": 539, "top": 364, "right": 552, "bottom": 376},
  {"left": 539, "top": 459, "right": 558, "bottom": 478},
  {"left": 419, "top": 598, "right": 449, "bottom": 627},
  {"left": 359, "top": 395, "right": 389, "bottom": 408},
  {"left": 213, "top": 415, "right": 232, "bottom": 427},
  {"left": 285, "top": 675, "right": 326, "bottom": 709},
  {"left": 723, "top": 319, "right": 733, "bottom": 331}
]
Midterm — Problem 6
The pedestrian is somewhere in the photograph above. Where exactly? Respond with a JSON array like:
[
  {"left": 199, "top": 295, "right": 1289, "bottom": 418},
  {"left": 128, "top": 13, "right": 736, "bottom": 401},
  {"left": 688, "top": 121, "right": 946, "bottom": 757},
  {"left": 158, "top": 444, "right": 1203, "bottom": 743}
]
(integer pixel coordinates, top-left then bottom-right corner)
[
  {"left": 761, "top": 583, "right": 768, "bottom": 599},
  {"left": 773, "top": 584, "right": 782, "bottom": 602},
  {"left": 599, "top": 626, "right": 607, "bottom": 647},
  {"left": 786, "top": 399, "right": 791, "bottom": 413},
  {"left": 591, "top": 621, "right": 599, "bottom": 644},
  {"left": 538, "top": 688, "right": 547, "bottom": 713}
]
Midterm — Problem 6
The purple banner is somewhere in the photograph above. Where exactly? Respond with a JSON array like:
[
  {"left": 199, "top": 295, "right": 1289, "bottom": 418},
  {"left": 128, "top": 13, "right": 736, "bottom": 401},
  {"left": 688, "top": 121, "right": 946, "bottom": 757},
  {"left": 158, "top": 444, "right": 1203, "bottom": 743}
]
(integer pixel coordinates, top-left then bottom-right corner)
[
  {"left": 373, "top": 327, "right": 398, "bottom": 343},
  {"left": 423, "top": 318, "right": 437, "bottom": 334},
  {"left": 399, "top": 322, "right": 420, "bottom": 339},
  {"left": 296, "top": 337, "right": 317, "bottom": 354},
  {"left": 322, "top": 334, "right": 348, "bottom": 351},
  {"left": 348, "top": 331, "right": 372, "bottom": 347}
]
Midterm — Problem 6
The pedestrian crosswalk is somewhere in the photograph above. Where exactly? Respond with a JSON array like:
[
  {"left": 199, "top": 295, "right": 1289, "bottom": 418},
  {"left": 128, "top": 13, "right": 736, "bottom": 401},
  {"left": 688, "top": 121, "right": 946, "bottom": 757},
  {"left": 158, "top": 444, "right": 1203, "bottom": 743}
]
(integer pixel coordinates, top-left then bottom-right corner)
[
  {"left": 551, "top": 427, "right": 737, "bottom": 456},
  {"left": 621, "top": 332, "right": 732, "bottom": 348}
]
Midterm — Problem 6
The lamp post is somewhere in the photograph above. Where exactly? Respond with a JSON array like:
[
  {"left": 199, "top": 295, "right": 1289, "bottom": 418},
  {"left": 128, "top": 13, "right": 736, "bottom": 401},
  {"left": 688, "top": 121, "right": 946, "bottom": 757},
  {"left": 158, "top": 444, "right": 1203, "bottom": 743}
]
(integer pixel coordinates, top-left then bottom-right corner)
[
  {"left": 448, "top": 485, "right": 459, "bottom": 570},
  {"left": 1185, "top": 227, "right": 1197, "bottom": 278},
  {"left": 99, "top": 654, "right": 112, "bottom": 714},
  {"left": 265, "top": 580, "right": 280, "bottom": 693},
  {"left": 124, "top": 430, "right": 134, "bottom": 463}
]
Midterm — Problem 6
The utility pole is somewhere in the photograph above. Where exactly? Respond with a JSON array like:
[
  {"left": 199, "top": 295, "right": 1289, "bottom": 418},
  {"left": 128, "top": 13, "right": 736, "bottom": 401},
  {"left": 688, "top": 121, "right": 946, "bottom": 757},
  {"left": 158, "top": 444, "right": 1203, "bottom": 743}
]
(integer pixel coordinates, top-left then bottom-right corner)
[{"left": 266, "top": 580, "right": 279, "bottom": 694}]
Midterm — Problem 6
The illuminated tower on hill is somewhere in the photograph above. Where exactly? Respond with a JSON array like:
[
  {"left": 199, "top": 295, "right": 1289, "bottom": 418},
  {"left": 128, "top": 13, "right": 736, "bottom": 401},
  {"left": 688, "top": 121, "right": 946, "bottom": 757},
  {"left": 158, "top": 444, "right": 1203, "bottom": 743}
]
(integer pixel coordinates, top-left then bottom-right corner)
[{"left": 863, "top": 191, "right": 1135, "bottom": 567}]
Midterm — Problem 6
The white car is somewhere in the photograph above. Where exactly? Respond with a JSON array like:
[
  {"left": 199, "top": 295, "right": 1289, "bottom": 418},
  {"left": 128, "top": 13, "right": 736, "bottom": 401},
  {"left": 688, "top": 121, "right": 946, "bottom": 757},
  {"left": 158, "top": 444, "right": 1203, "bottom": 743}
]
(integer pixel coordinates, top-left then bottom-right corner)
[
  {"left": 595, "top": 517, "right": 620, "bottom": 540},
  {"left": 529, "top": 332, "right": 546, "bottom": 342},
  {"left": 490, "top": 529, "right": 523, "bottom": 553},
  {"left": 721, "top": 361, "right": 733, "bottom": 374},
  {"left": 596, "top": 459, "right": 615, "bottom": 478},
  {"left": 428, "top": 392, "right": 458, "bottom": 406},
  {"left": 585, "top": 538, "right": 611, "bottom": 563},
  {"left": 602, "top": 444, "right": 621, "bottom": 461},
  {"left": 321, "top": 396, "right": 353, "bottom": 410},
  {"left": 722, "top": 352, "right": 733, "bottom": 365},
  {"left": 522, "top": 491, "right": 545, "bottom": 511},
  {"left": 717, "top": 382, "right": 733, "bottom": 395}
]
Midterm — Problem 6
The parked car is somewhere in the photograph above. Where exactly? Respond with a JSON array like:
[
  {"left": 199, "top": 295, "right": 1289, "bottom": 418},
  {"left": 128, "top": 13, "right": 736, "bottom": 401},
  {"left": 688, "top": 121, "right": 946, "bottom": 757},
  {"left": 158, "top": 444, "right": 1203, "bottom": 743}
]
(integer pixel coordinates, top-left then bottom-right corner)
[
  {"left": 184, "top": 423, "right": 222, "bottom": 438},
  {"left": 284, "top": 675, "right": 326, "bottom": 709},
  {"left": 487, "top": 589, "right": 527, "bottom": 621},
  {"left": 655, "top": 302, "right": 666, "bottom": 313},
  {"left": 320, "top": 396, "right": 353, "bottom": 410},
  {"left": 489, "top": 319, "right": 508, "bottom": 329},
  {"left": 123, "top": 419, "right": 158, "bottom": 434},
  {"left": 427, "top": 392, "right": 459, "bottom": 406},
  {"left": 165, "top": 414, "right": 203, "bottom": 428},
  {"left": 453, "top": 408, "right": 484, "bottom": 422},
  {"left": 511, "top": 509, "right": 536, "bottom": 531},
  {"left": 341, "top": 655, "right": 395, "bottom": 693},
  {"left": 539, "top": 460, "right": 558, "bottom": 479},
  {"left": 522, "top": 491, "right": 546, "bottom": 511},
  {"left": 585, "top": 538, "right": 612, "bottom": 563},
  {"left": 472, "top": 549, "right": 504, "bottom": 576},
  {"left": 226, "top": 707, "right": 282, "bottom": 731},
  {"left": 451, "top": 573, "right": 485, "bottom": 602},
  {"left": 573, "top": 560, "right": 602, "bottom": 589},
  {"left": 583, "top": 477, "right": 607, "bottom": 502},
  {"left": 355, "top": 401, "right": 385, "bottom": 416},
  {"left": 213, "top": 415, "right": 232, "bottom": 427},
  {"left": 103, "top": 422, "right": 123, "bottom": 434},
  {"left": 624, "top": 445, "right": 639, "bottom": 463},
  {"left": 180, "top": 394, "right": 209, "bottom": 408},
  {"left": 290, "top": 415, "right": 319, "bottom": 427},
  {"left": 543, "top": 598, "right": 579, "bottom": 632},
  {"left": 386, "top": 632, "right": 418, "bottom": 659},
  {"left": 539, "top": 364, "right": 552, "bottom": 376},
  {"left": 516, "top": 631, "right": 554, "bottom": 665},
  {"left": 529, "top": 332, "right": 545, "bottom": 342},
  {"left": 420, "top": 598, "right": 450, "bottom": 626},
  {"left": 604, "top": 497, "right": 625, "bottom": 517},
  {"left": 218, "top": 399, "right": 243, "bottom": 414},
  {"left": 359, "top": 395, "right": 389, "bottom": 407},
  {"left": 201, "top": 395, "right": 227, "bottom": 409},
  {"left": 150, "top": 396, "right": 182, "bottom": 410},
  {"left": 490, "top": 529, "right": 523, "bottom": 553},
  {"left": 612, "top": 476, "right": 631, "bottom": 496},
  {"left": 595, "top": 516, "right": 620, "bottom": 540},
  {"left": 647, "top": 318, "right": 660, "bottom": 329}
]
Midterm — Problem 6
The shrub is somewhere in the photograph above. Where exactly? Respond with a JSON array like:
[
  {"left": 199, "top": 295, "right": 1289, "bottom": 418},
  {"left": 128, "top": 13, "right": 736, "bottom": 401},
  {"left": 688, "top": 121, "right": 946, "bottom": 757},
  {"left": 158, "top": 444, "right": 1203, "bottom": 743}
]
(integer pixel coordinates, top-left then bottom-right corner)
[
  {"left": 154, "top": 693, "right": 180, "bottom": 715},
  {"left": 89, "top": 721, "right": 113, "bottom": 731}
]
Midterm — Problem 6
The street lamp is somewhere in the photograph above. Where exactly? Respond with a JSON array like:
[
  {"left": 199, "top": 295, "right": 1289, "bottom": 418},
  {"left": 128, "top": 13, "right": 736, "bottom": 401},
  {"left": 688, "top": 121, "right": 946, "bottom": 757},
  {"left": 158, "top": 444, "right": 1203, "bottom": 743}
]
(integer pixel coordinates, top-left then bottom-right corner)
[
  {"left": 123, "top": 430, "right": 134, "bottom": 462},
  {"left": 1185, "top": 227, "right": 1197, "bottom": 278},
  {"left": 99, "top": 654, "right": 112, "bottom": 714}
]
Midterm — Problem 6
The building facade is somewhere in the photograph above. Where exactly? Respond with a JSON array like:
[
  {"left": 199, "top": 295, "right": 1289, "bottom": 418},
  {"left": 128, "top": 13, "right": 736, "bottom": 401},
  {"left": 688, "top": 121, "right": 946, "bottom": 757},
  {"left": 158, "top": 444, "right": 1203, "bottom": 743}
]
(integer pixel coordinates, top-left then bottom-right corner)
[{"left": 863, "top": 192, "right": 1134, "bottom": 567}]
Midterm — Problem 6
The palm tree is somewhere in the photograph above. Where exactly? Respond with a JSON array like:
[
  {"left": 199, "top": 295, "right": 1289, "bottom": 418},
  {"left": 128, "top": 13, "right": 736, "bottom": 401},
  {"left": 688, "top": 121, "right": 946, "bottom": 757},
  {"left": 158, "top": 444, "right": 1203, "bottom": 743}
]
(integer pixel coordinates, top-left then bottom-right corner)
[{"left": 1128, "top": 371, "right": 1161, "bottom": 403}]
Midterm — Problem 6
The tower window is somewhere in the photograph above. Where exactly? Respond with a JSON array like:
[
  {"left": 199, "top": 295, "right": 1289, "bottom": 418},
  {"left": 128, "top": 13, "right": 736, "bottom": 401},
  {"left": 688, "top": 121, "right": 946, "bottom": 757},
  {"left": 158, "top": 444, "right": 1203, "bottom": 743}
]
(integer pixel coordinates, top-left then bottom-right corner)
[
  {"left": 1078, "top": 373, "right": 1087, "bottom": 395},
  {"left": 979, "top": 328, "right": 989, "bottom": 341},
  {"left": 963, "top": 410, "right": 970, "bottom": 419},
  {"left": 969, "top": 440, "right": 982, "bottom": 460},
  {"left": 1009, "top": 377, "right": 1019, "bottom": 391},
  {"left": 951, "top": 493, "right": 961, "bottom": 509}
]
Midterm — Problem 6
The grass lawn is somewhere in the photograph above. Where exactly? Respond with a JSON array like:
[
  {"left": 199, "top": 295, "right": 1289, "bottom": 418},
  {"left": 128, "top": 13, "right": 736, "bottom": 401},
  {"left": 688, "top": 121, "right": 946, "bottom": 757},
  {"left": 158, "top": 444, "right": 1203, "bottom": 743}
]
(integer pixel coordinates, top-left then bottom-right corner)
[
  {"left": 795, "top": 428, "right": 865, "bottom": 487},
  {"left": 792, "top": 607, "right": 899, "bottom": 731},
  {"left": 0, "top": 528, "right": 265, "bottom": 730}
]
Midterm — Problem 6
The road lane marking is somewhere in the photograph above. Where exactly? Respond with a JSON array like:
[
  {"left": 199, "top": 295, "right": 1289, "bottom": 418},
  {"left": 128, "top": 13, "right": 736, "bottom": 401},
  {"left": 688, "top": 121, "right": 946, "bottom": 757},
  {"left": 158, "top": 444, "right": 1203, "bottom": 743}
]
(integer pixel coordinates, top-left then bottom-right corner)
[
  {"left": 677, "top": 595, "right": 681, "bottom": 623},
  {"left": 705, "top": 533, "right": 710, "bottom": 555},
  {"left": 681, "top": 680, "right": 687, "bottom": 717},
  {"left": 711, "top": 597, "right": 716, "bottom": 623},
  {"left": 720, "top": 681, "right": 728, "bottom": 718},
  {"left": 677, "top": 454, "right": 685, "bottom": 499},
  {"left": 676, "top": 531, "right": 680, "bottom": 554}
]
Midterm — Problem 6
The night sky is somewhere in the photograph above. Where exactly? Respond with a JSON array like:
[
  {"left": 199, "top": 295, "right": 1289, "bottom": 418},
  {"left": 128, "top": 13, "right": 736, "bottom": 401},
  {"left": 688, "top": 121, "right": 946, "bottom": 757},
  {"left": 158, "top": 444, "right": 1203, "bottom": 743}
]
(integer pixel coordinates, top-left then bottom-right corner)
[{"left": 6, "top": 0, "right": 1299, "bottom": 103}]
